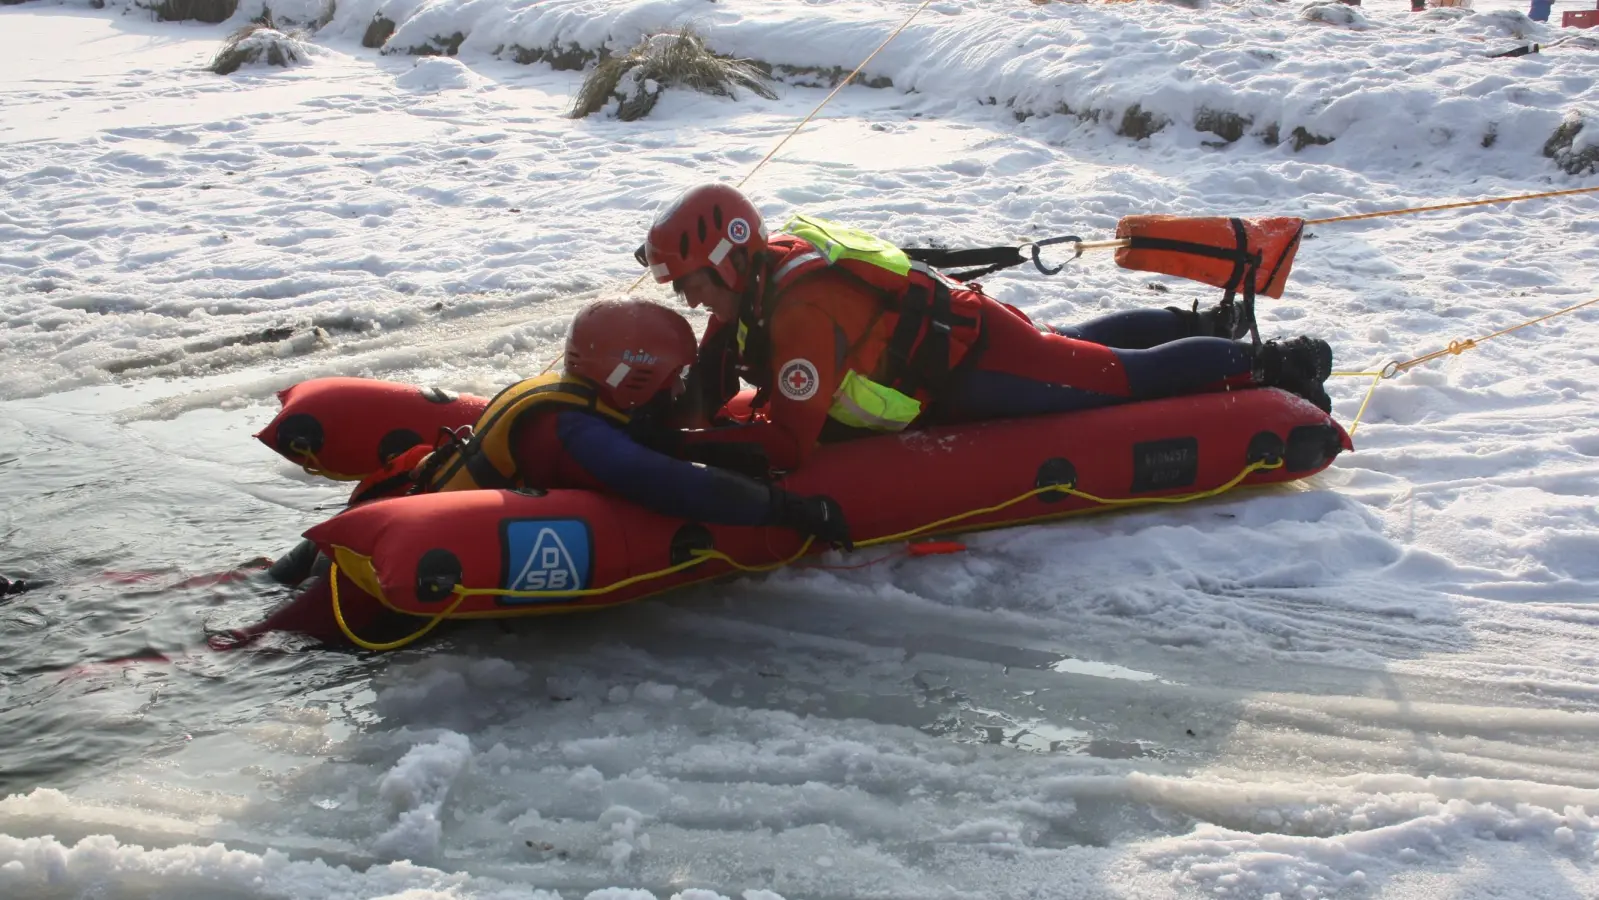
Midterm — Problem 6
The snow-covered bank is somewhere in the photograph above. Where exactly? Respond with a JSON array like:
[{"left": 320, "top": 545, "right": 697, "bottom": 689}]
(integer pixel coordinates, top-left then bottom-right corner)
[
  {"left": 339, "top": 0, "right": 1599, "bottom": 170},
  {"left": 4, "top": 2, "right": 1599, "bottom": 898}
]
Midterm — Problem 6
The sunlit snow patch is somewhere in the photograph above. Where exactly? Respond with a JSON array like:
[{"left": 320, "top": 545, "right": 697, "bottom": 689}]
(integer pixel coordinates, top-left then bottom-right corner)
[
  {"left": 1049, "top": 657, "right": 1164, "bottom": 683},
  {"left": 396, "top": 57, "right": 490, "bottom": 92}
]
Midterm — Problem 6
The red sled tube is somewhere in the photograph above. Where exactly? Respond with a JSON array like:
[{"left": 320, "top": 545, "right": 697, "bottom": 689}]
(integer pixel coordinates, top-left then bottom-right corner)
[{"left": 302, "top": 387, "right": 1349, "bottom": 649}]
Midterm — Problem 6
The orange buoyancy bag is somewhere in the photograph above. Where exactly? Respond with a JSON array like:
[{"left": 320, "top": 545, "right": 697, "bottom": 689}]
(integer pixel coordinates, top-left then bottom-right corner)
[
  {"left": 1114, "top": 216, "right": 1305, "bottom": 300},
  {"left": 257, "top": 378, "right": 488, "bottom": 481}
]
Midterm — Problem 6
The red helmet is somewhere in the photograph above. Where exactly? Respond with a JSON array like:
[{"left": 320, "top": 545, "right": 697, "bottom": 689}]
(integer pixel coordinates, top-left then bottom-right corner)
[
  {"left": 565, "top": 299, "right": 697, "bottom": 410},
  {"left": 643, "top": 184, "right": 767, "bottom": 293}
]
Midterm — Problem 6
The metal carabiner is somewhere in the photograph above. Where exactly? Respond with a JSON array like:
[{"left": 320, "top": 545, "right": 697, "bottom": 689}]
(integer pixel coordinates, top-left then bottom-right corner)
[{"left": 1022, "top": 235, "right": 1083, "bottom": 276}]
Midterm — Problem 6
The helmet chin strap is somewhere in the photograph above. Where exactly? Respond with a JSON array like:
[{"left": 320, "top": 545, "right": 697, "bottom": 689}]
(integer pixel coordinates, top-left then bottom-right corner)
[{"left": 739, "top": 251, "right": 767, "bottom": 322}]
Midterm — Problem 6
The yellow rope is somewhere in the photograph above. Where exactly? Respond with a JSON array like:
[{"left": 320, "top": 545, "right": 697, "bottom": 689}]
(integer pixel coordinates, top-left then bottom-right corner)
[
  {"left": 1306, "top": 185, "right": 1599, "bottom": 226},
  {"left": 620, "top": 0, "right": 937, "bottom": 299},
  {"left": 733, "top": 0, "right": 936, "bottom": 190},
  {"left": 331, "top": 561, "right": 467, "bottom": 652},
  {"left": 451, "top": 538, "right": 818, "bottom": 599},
  {"left": 1346, "top": 373, "right": 1384, "bottom": 438},
  {"left": 325, "top": 456, "right": 1282, "bottom": 651},
  {"left": 1334, "top": 295, "right": 1599, "bottom": 434},
  {"left": 855, "top": 457, "right": 1283, "bottom": 548},
  {"left": 289, "top": 441, "right": 363, "bottom": 482},
  {"left": 453, "top": 457, "right": 1281, "bottom": 604},
  {"left": 1383, "top": 295, "right": 1599, "bottom": 378}
]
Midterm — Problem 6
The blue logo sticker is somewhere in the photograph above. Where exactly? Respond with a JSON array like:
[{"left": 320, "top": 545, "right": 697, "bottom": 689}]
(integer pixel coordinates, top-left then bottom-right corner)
[{"left": 500, "top": 519, "right": 592, "bottom": 603}]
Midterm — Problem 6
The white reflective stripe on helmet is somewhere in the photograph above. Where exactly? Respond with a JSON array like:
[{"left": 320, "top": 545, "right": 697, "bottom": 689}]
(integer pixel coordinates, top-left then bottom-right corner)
[
  {"left": 707, "top": 238, "right": 734, "bottom": 266},
  {"left": 605, "top": 363, "right": 631, "bottom": 387},
  {"left": 649, "top": 263, "right": 672, "bottom": 280}
]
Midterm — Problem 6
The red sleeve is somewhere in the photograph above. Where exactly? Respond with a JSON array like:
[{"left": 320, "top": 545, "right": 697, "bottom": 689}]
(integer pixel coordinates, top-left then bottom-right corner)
[
  {"left": 757, "top": 298, "right": 843, "bottom": 470},
  {"left": 673, "top": 297, "right": 840, "bottom": 473}
]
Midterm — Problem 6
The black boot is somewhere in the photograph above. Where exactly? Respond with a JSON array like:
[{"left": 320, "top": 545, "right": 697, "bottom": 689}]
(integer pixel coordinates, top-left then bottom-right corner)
[
  {"left": 1168, "top": 299, "right": 1252, "bottom": 341},
  {"left": 1256, "top": 336, "right": 1333, "bottom": 413}
]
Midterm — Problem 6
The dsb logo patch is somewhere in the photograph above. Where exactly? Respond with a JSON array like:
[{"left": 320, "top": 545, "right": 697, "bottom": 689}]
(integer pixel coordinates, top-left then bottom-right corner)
[{"left": 500, "top": 519, "right": 592, "bottom": 603}]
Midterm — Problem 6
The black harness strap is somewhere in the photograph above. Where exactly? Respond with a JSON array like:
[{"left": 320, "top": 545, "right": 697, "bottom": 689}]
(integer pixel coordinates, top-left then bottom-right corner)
[
  {"left": 1128, "top": 220, "right": 1265, "bottom": 348},
  {"left": 1227, "top": 217, "right": 1262, "bottom": 349},
  {"left": 881, "top": 283, "right": 930, "bottom": 394},
  {"left": 881, "top": 278, "right": 976, "bottom": 397},
  {"left": 904, "top": 235, "right": 1081, "bottom": 282},
  {"left": 903, "top": 246, "right": 1023, "bottom": 282},
  {"left": 425, "top": 381, "right": 604, "bottom": 491}
]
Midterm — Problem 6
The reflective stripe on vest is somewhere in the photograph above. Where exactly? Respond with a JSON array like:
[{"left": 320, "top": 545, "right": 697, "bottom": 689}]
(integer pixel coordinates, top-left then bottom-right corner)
[
  {"left": 827, "top": 370, "right": 921, "bottom": 432},
  {"left": 426, "top": 373, "right": 630, "bottom": 492},
  {"left": 771, "top": 250, "right": 825, "bottom": 286}
]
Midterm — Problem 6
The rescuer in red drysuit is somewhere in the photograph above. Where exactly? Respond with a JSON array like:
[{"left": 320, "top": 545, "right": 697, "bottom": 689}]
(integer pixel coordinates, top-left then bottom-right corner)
[{"left": 640, "top": 184, "right": 1333, "bottom": 474}]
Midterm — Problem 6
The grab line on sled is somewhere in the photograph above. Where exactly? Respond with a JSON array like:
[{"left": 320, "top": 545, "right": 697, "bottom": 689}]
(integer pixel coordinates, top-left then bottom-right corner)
[
  {"left": 328, "top": 458, "right": 1283, "bottom": 651},
  {"left": 287, "top": 439, "right": 363, "bottom": 482},
  {"left": 1334, "top": 294, "right": 1599, "bottom": 435}
]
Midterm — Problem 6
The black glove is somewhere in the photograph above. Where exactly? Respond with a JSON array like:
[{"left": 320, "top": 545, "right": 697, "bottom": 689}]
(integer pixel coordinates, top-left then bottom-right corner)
[{"left": 770, "top": 489, "right": 854, "bottom": 552}]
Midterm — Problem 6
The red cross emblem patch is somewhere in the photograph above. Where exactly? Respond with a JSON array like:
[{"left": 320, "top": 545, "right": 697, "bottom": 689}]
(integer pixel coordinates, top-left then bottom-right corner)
[{"left": 778, "top": 358, "right": 820, "bottom": 401}]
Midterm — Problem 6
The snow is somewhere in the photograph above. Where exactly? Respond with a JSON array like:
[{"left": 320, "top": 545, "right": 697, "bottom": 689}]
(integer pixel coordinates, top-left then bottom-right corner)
[{"left": 3, "top": 0, "right": 1599, "bottom": 897}]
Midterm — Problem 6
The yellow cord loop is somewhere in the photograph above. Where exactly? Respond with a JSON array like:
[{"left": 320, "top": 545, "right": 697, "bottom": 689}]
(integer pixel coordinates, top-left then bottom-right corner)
[
  {"left": 331, "top": 561, "right": 468, "bottom": 652},
  {"left": 288, "top": 440, "right": 363, "bottom": 482},
  {"left": 331, "top": 457, "right": 1282, "bottom": 651},
  {"left": 1334, "top": 295, "right": 1599, "bottom": 435}
]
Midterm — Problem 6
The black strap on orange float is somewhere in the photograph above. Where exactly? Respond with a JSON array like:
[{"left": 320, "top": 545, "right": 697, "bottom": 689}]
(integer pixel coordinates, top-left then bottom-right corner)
[{"left": 1125, "top": 218, "right": 1267, "bottom": 348}]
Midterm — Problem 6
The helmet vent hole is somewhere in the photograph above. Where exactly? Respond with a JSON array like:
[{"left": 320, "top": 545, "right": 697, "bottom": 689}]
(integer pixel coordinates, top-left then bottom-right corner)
[
  {"left": 712, "top": 205, "right": 723, "bottom": 231},
  {"left": 696, "top": 216, "right": 707, "bottom": 243},
  {"left": 678, "top": 232, "right": 690, "bottom": 259}
]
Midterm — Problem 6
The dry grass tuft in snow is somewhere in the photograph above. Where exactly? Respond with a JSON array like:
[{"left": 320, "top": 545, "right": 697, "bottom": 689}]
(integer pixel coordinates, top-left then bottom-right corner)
[
  {"left": 569, "top": 27, "right": 777, "bottom": 122},
  {"left": 207, "top": 23, "right": 311, "bottom": 75}
]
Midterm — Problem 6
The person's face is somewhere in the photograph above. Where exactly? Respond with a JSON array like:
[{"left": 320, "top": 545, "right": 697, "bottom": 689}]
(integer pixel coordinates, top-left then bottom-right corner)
[{"left": 674, "top": 268, "right": 741, "bottom": 324}]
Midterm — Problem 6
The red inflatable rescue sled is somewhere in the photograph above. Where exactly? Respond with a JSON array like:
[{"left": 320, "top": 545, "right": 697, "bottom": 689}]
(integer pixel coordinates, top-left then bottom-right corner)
[
  {"left": 305, "top": 387, "right": 1350, "bottom": 641},
  {"left": 255, "top": 378, "right": 487, "bottom": 479}
]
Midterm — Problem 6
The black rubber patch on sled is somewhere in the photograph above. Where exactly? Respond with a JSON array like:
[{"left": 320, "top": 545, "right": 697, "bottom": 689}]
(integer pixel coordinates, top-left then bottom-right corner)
[
  {"left": 421, "top": 386, "right": 458, "bottom": 404},
  {"left": 378, "top": 428, "right": 424, "bottom": 463},
  {"left": 670, "top": 524, "right": 715, "bottom": 566},
  {"left": 1285, "top": 424, "right": 1344, "bottom": 472},
  {"left": 1130, "top": 437, "right": 1199, "bottom": 493},
  {"left": 1035, "top": 458, "right": 1078, "bottom": 504},
  {"left": 416, "top": 549, "right": 464, "bottom": 603},
  {"left": 276, "top": 413, "right": 324, "bottom": 456},
  {"left": 1246, "top": 431, "right": 1285, "bottom": 466}
]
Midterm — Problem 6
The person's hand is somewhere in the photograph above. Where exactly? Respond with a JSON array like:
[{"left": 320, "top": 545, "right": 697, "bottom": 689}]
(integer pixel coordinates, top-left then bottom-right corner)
[{"left": 770, "top": 489, "right": 853, "bottom": 551}]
